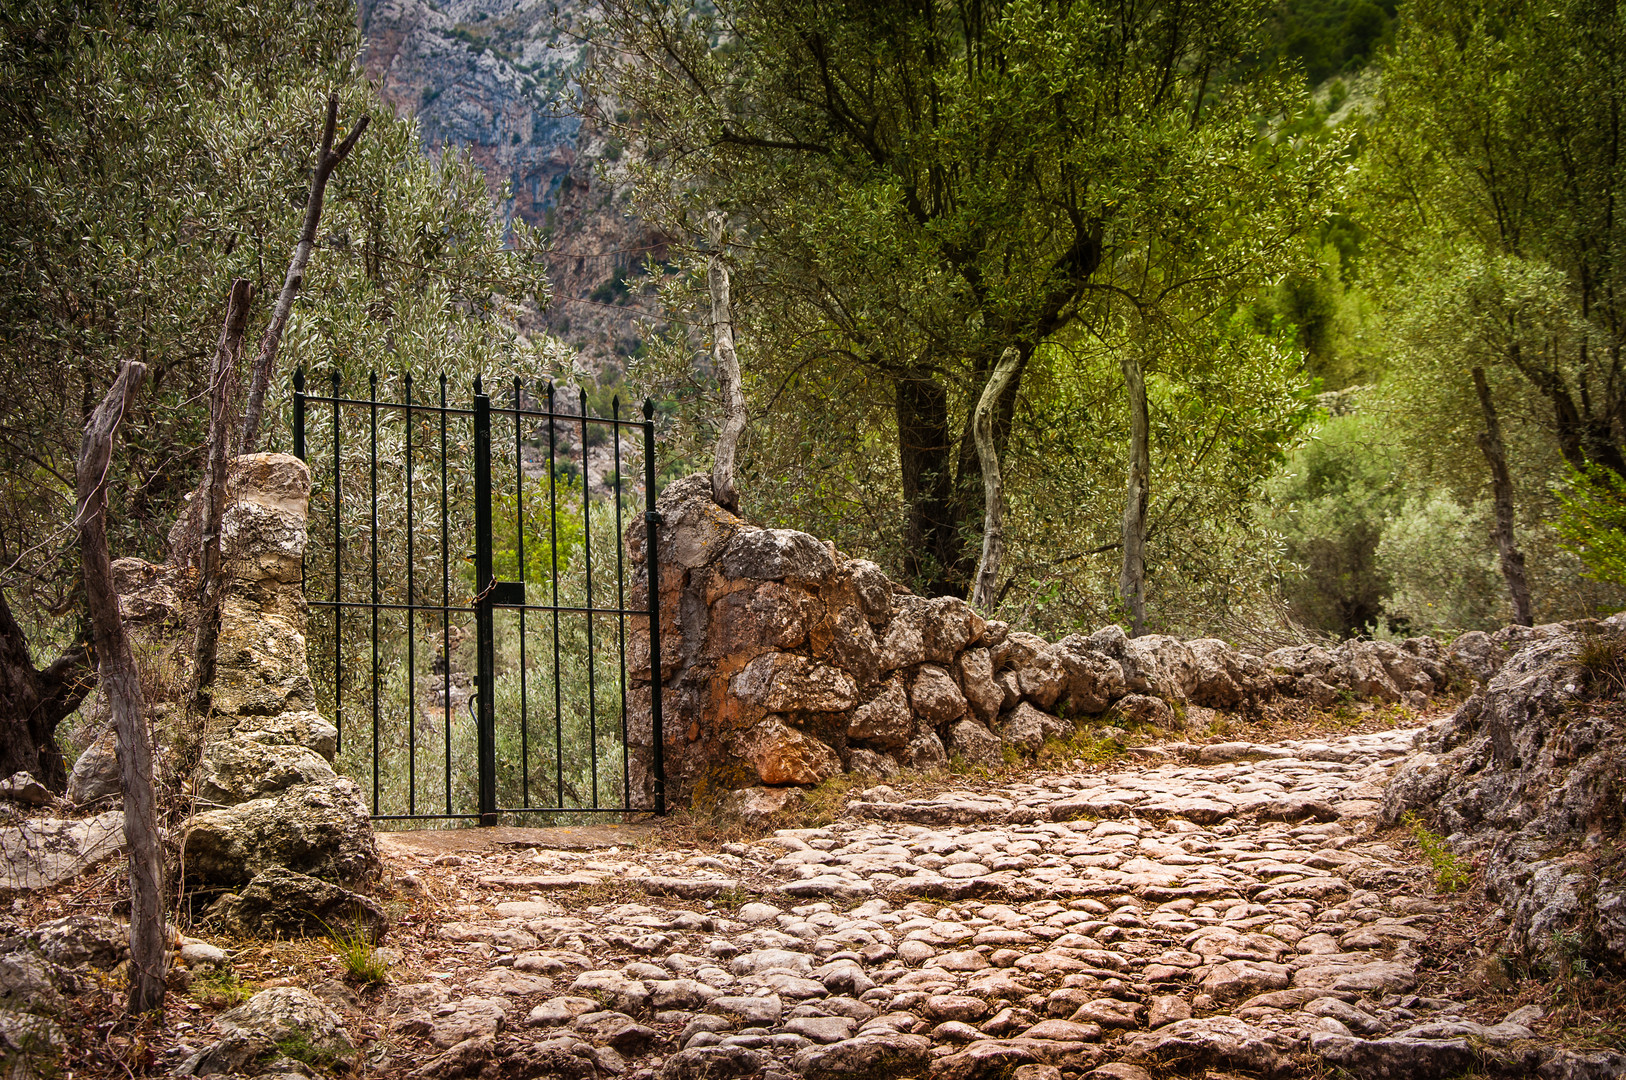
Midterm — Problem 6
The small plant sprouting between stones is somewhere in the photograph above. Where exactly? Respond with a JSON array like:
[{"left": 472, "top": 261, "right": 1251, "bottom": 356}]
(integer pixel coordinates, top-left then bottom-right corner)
[
  {"left": 322, "top": 913, "right": 388, "bottom": 986},
  {"left": 1403, "top": 811, "right": 1472, "bottom": 892}
]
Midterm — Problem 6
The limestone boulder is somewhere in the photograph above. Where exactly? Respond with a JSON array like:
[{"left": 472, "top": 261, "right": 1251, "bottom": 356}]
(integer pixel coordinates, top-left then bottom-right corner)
[
  {"left": 910, "top": 665, "right": 969, "bottom": 725},
  {"left": 845, "top": 748, "right": 899, "bottom": 779},
  {"left": 1000, "top": 703, "right": 1069, "bottom": 756},
  {"left": 1119, "top": 1016, "right": 1286, "bottom": 1077},
  {"left": 0, "top": 772, "right": 53, "bottom": 807},
  {"left": 847, "top": 679, "right": 915, "bottom": 749},
  {"left": 716, "top": 785, "right": 806, "bottom": 828},
  {"left": 718, "top": 527, "right": 836, "bottom": 585},
  {"left": 0, "top": 811, "right": 125, "bottom": 891},
  {"left": 731, "top": 653, "right": 858, "bottom": 713},
  {"left": 208, "top": 866, "right": 388, "bottom": 940},
  {"left": 207, "top": 603, "right": 318, "bottom": 718},
  {"left": 921, "top": 596, "right": 985, "bottom": 663},
  {"left": 1052, "top": 637, "right": 1128, "bottom": 714},
  {"left": 216, "top": 986, "right": 353, "bottom": 1056},
  {"left": 1186, "top": 639, "right": 1272, "bottom": 709},
  {"left": 182, "top": 778, "right": 380, "bottom": 887},
  {"left": 233, "top": 709, "right": 339, "bottom": 761},
  {"left": 1120, "top": 635, "right": 1198, "bottom": 702},
  {"left": 705, "top": 582, "right": 811, "bottom": 659},
  {"left": 23, "top": 915, "right": 129, "bottom": 970},
  {"left": 1446, "top": 630, "right": 1501, "bottom": 684},
  {"left": 947, "top": 719, "right": 1004, "bottom": 768},
  {"left": 955, "top": 648, "right": 1003, "bottom": 723},
  {"left": 195, "top": 739, "right": 337, "bottom": 807},
  {"left": 110, "top": 556, "right": 185, "bottom": 629},
  {"left": 1332, "top": 640, "right": 1403, "bottom": 702},
  {"left": 655, "top": 473, "right": 742, "bottom": 570},
  {"left": 1264, "top": 644, "right": 1338, "bottom": 683},
  {"left": 732, "top": 719, "right": 842, "bottom": 786},
  {"left": 66, "top": 726, "right": 121, "bottom": 806},
  {"left": 1012, "top": 642, "right": 1071, "bottom": 710},
  {"left": 903, "top": 732, "right": 949, "bottom": 770},
  {"left": 1382, "top": 625, "right": 1626, "bottom": 972},
  {"left": 878, "top": 596, "right": 933, "bottom": 672},
  {"left": 845, "top": 561, "right": 894, "bottom": 625}
]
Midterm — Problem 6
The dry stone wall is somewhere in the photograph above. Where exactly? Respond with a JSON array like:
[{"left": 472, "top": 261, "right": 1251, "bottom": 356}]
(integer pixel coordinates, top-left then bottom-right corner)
[
  {"left": 178, "top": 454, "right": 381, "bottom": 905},
  {"left": 628, "top": 475, "right": 1468, "bottom": 814}
]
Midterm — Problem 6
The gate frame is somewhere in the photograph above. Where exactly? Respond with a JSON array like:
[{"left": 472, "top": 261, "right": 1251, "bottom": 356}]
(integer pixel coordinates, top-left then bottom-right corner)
[{"left": 292, "top": 370, "right": 664, "bottom": 822}]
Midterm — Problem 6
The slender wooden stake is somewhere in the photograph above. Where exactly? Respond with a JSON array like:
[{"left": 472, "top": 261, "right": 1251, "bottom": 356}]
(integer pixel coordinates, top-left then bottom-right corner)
[
  {"left": 76, "top": 360, "right": 165, "bottom": 1015},
  {"left": 194, "top": 278, "right": 254, "bottom": 689},
  {"left": 706, "top": 211, "right": 746, "bottom": 513},
  {"left": 239, "top": 93, "right": 368, "bottom": 453},
  {"left": 971, "top": 347, "right": 1022, "bottom": 610},
  {"left": 1473, "top": 366, "right": 1534, "bottom": 626},
  {"left": 1120, "top": 347, "right": 1151, "bottom": 637}
]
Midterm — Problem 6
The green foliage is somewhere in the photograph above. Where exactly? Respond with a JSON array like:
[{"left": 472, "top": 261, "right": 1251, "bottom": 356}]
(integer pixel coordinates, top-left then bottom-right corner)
[
  {"left": 1402, "top": 811, "right": 1471, "bottom": 893},
  {"left": 1266, "top": 412, "right": 1401, "bottom": 635},
  {"left": 0, "top": 0, "right": 549, "bottom": 639},
  {"left": 1375, "top": 492, "right": 1505, "bottom": 636},
  {"left": 1557, "top": 465, "right": 1626, "bottom": 590},
  {"left": 1265, "top": 0, "right": 1398, "bottom": 85},
  {"left": 189, "top": 967, "right": 252, "bottom": 1008},
  {"left": 600, "top": 0, "right": 1341, "bottom": 613}
]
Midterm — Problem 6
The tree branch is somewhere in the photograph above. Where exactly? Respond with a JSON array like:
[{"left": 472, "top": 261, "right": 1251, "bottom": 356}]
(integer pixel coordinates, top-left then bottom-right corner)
[{"left": 239, "top": 94, "right": 369, "bottom": 453}]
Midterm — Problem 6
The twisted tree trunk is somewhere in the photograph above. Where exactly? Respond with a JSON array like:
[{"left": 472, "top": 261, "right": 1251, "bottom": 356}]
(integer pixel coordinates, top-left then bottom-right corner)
[
  {"left": 194, "top": 278, "right": 254, "bottom": 689},
  {"left": 706, "top": 211, "right": 746, "bottom": 513},
  {"left": 76, "top": 360, "right": 166, "bottom": 1014},
  {"left": 0, "top": 590, "right": 92, "bottom": 791},
  {"left": 970, "top": 347, "right": 1022, "bottom": 610},
  {"left": 1473, "top": 366, "right": 1534, "bottom": 626}
]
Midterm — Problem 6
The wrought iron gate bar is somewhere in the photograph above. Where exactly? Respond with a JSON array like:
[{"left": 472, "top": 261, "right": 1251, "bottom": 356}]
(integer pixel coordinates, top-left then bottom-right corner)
[{"left": 290, "top": 369, "right": 663, "bottom": 823}]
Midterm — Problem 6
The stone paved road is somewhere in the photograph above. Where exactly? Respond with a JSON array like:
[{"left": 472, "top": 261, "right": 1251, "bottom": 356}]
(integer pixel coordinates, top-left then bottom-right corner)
[{"left": 367, "top": 726, "right": 1613, "bottom": 1080}]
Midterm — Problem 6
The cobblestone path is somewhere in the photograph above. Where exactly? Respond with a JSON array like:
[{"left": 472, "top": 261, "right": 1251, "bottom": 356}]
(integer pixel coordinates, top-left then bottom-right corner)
[{"left": 370, "top": 726, "right": 1569, "bottom": 1079}]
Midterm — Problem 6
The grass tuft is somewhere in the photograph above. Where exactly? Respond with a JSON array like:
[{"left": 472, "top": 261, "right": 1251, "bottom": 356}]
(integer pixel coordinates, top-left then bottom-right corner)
[
  {"left": 1402, "top": 811, "right": 1472, "bottom": 893},
  {"left": 322, "top": 913, "right": 389, "bottom": 986}
]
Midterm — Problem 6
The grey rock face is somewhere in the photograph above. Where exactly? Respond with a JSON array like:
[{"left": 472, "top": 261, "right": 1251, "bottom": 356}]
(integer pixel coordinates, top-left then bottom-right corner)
[{"left": 1383, "top": 621, "right": 1626, "bottom": 969}]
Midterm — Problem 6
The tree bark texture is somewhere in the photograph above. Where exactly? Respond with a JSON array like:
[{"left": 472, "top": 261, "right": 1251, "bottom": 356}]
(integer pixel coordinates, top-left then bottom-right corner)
[
  {"left": 0, "top": 590, "right": 93, "bottom": 791},
  {"left": 239, "top": 94, "right": 367, "bottom": 454},
  {"left": 1473, "top": 366, "right": 1535, "bottom": 626},
  {"left": 193, "top": 278, "right": 254, "bottom": 689},
  {"left": 896, "top": 373, "right": 966, "bottom": 596},
  {"left": 706, "top": 212, "right": 746, "bottom": 513},
  {"left": 1120, "top": 349, "right": 1151, "bottom": 637},
  {"left": 75, "top": 360, "right": 165, "bottom": 1014},
  {"left": 970, "top": 347, "right": 1022, "bottom": 610}
]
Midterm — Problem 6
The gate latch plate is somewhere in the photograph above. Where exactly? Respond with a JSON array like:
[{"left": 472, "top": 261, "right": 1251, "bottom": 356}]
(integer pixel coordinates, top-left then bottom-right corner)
[{"left": 489, "top": 580, "right": 526, "bottom": 607}]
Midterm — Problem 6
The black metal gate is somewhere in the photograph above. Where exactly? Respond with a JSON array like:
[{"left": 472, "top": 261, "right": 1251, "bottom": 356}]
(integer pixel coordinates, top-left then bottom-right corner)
[{"left": 291, "top": 370, "right": 663, "bottom": 824}]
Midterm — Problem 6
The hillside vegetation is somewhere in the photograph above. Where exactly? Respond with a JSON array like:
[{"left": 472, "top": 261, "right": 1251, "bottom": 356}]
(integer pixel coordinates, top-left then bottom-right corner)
[{"left": 1, "top": 0, "right": 1622, "bottom": 653}]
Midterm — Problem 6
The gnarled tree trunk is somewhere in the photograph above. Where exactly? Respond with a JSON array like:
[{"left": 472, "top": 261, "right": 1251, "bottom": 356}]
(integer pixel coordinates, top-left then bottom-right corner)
[
  {"left": 76, "top": 360, "right": 166, "bottom": 1014},
  {"left": 238, "top": 94, "right": 367, "bottom": 454},
  {"left": 0, "top": 590, "right": 92, "bottom": 791},
  {"left": 970, "top": 347, "right": 1022, "bottom": 610},
  {"left": 1120, "top": 348, "right": 1151, "bottom": 637},
  {"left": 1473, "top": 366, "right": 1534, "bottom": 626},
  {"left": 706, "top": 212, "right": 746, "bottom": 513}
]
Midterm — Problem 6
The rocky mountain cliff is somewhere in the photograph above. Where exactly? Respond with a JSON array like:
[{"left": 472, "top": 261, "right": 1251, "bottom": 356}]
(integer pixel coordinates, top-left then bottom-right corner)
[{"left": 358, "top": 0, "right": 668, "bottom": 368}]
